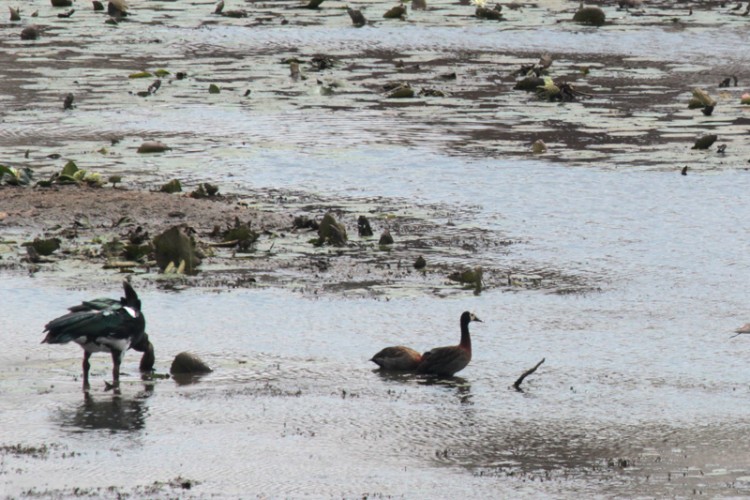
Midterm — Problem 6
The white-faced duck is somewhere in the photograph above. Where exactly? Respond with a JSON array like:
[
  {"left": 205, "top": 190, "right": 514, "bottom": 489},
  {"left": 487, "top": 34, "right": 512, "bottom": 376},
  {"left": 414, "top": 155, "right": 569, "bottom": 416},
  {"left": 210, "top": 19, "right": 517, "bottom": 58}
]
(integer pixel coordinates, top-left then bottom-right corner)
[
  {"left": 370, "top": 345, "right": 422, "bottom": 371},
  {"left": 416, "top": 311, "right": 482, "bottom": 377}
]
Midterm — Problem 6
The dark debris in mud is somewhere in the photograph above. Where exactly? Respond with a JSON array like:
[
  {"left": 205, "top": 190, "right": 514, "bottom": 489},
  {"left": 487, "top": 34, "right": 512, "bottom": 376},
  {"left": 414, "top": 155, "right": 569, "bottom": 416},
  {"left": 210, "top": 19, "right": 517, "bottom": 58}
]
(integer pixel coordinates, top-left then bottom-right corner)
[{"left": 16, "top": 476, "right": 200, "bottom": 499}]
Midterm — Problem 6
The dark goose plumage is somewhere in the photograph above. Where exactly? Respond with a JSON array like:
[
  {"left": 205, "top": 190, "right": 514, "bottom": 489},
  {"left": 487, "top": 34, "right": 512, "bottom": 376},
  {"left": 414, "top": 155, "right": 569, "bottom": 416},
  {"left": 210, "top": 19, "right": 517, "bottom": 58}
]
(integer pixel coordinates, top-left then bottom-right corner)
[
  {"left": 42, "top": 281, "right": 154, "bottom": 390},
  {"left": 416, "top": 311, "right": 481, "bottom": 377}
]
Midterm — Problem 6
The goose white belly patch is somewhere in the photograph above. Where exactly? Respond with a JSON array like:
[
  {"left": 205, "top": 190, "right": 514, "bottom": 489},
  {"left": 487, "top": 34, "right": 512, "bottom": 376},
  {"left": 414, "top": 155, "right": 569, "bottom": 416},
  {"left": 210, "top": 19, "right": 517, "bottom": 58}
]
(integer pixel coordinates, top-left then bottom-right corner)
[{"left": 75, "top": 336, "right": 131, "bottom": 354}]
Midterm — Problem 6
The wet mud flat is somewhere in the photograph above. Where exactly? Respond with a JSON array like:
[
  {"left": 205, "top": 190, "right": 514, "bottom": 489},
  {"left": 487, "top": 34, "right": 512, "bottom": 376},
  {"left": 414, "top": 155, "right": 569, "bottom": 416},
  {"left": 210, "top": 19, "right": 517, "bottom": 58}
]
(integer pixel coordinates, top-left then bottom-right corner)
[
  {"left": 2, "top": 0, "right": 750, "bottom": 498},
  {"left": 0, "top": 184, "right": 596, "bottom": 296}
]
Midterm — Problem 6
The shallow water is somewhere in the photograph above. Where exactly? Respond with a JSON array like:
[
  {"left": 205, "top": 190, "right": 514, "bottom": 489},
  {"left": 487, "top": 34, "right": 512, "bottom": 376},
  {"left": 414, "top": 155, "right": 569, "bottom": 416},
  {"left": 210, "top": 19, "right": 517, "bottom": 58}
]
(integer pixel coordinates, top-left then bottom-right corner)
[
  {"left": 3, "top": 0, "right": 750, "bottom": 497},
  {"left": 3, "top": 159, "right": 750, "bottom": 497}
]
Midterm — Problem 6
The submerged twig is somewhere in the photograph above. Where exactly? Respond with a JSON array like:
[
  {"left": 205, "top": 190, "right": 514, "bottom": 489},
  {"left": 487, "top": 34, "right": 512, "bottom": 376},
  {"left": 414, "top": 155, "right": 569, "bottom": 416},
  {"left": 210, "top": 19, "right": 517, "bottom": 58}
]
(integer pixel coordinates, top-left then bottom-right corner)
[{"left": 513, "top": 357, "right": 545, "bottom": 391}]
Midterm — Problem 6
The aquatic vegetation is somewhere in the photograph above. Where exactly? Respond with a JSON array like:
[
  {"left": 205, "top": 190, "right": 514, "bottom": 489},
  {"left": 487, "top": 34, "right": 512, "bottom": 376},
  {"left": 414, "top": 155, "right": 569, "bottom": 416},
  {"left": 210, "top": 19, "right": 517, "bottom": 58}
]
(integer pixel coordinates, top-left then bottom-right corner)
[
  {"left": 53, "top": 161, "right": 104, "bottom": 186},
  {"left": 159, "top": 179, "right": 182, "bottom": 193},
  {"left": 0, "top": 165, "right": 33, "bottom": 186}
]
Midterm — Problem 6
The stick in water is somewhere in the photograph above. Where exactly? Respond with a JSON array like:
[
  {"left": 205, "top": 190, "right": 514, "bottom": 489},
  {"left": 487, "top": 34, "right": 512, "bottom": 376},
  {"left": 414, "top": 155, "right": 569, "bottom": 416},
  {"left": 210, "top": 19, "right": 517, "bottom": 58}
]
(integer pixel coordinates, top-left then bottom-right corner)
[{"left": 513, "top": 358, "right": 545, "bottom": 392}]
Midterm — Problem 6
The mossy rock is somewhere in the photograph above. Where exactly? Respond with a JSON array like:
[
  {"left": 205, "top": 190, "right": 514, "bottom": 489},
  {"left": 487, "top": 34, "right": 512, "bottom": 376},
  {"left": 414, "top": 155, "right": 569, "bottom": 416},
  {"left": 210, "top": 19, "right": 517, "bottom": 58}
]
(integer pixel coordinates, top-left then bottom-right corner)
[
  {"left": 160, "top": 179, "right": 182, "bottom": 193},
  {"left": 124, "top": 243, "right": 153, "bottom": 261},
  {"left": 129, "top": 71, "right": 153, "bottom": 79},
  {"left": 448, "top": 266, "right": 483, "bottom": 292},
  {"left": 383, "top": 4, "right": 406, "bottom": 18},
  {"left": 153, "top": 226, "right": 201, "bottom": 274},
  {"left": 513, "top": 76, "right": 545, "bottom": 92},
  {"left": 25, "top": 237, "right": 61, "bottom": 256},
  {"left": 357, "top": 215, "right": 373, "bottom": 237},
  {"left": 573, "top": 6, "right": 605, "bottom": 26},
  {"left": 317, "top": 212, "right": 347, "bottom": 246},
  {"left": 190, "top": 183, "right": 219, "bottom": 199},
  {"left": 222, "top": 218, "right": 259, "bottom": 251},
  {"left": 378, "top": 230, "right": 394, "bottom": 245},
  {"left": 476, "top": 6, "right": 504, "bottom": 20},
  {"left": 691, "top": 134, "right": 717, "bottom": 150},
  {"left": 387, "top": 84, "right": 415, "bottom": 99}
]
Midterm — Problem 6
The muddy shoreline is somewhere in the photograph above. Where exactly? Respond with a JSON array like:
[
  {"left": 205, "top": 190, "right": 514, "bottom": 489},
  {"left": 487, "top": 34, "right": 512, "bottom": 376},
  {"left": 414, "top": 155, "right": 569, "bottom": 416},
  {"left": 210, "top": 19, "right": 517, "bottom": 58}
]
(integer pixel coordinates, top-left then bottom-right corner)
[{"left": 0, "top": 183, "right": 598, "bottom": 296}]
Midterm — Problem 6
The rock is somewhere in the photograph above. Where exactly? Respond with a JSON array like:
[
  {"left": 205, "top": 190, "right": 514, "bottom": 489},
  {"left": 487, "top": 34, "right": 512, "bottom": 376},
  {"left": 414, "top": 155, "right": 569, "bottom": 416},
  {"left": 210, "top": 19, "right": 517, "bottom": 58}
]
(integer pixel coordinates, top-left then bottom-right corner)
[
  {"left": 9, "top": 6, "right": 21, "bottom": 21},
  {"left": 170, "top": 352, "right": 212, "bottom": 375},
  {"left": 383, "top": 4, "right": 406, "bottom": 18},
  {"left": 741, "top": 93, "right": 750, "bottom": 105},
  {"left": 160, "top": 179, "right": 182, "bottom": 193},
  {"left": 26, "top": 237, "right": 61, "bottom": 256},
  {"left": 220, "top": 217, "right": 259, "bottom": 251},
  {"left": 531, "top": 139, "right": 547, "bottom": 154},
  {"left": 347, "top": 7, "right": 366, "bottom": 26},
  {"left": 317, "top": 212, "right": 347, "bottom": 246},
  {"left": 93, "top": 1, "right": 104, "bottom": 11},
  {"left": 153, "top": 226, "right": 201, "bottom": 274},
  {"left": 412, "top": 0, "right": 426, "bottom": 10},
  {"left": 208, "top": 84, "right": 221, "bottom": 94},
  {"left": 573, "top": 6, "right": 605, "bottom": 26},
  {"left": 108, "top": 0, "right": 127, "bottom": 17},
  {"left": 357, "top": 215, "right": 373, "bottom": 237},
  {"left": 414, "top": 255, "right": 426, "bottom": 269},
  {"left": 51, "top": 0, "right": 72, "bottom": 6},
  {"left": 688, "top": 88, "right": 716, "bottom": 109},
  {"left": 137, "top": 141, "right": 171, "bottom": 153},
  {"left": 692, "top": 134, "right": 717, "bottom": 150},
  {"left": 189, "top": 183, "right": 219, "bottom": 199},
  {"left": 513, "top": 76, "right": 545, "bottom": 91},
  {"left": 378, "top": 230, "right": 394, "bottom": 245},
  {"left": 387, "top": 83, "right": 415, "bottom": 98},
  {"left": 63, "top": 93, "right": 74, "bottom": 110},
  {"left": 475, "top": 5, "right": 504, "bottom": 20},
  {"left": 20, "top": 25, "right": 39, "bottom": 40},
  {"left": 293, "top": 215, "right": 319, "bottom": 230}
]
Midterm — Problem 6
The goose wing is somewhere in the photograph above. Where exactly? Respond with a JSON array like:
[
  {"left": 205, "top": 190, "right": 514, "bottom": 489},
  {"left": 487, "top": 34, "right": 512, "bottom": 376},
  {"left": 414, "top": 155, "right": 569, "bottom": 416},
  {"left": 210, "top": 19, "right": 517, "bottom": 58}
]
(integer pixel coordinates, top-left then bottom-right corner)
[{"left": 42, "top": 302, "right": 143, "bottom": 345}]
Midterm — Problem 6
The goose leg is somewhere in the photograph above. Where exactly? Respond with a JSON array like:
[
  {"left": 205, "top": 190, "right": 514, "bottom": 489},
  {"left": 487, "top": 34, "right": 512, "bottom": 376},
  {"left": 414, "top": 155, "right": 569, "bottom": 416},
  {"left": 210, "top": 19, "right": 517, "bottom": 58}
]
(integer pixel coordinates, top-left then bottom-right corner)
[
  {"left": 110, "top": 349, "right": 122, "bottom": 388},
  {"left": 82, "top": 351, "right": 92, "bottom": 391}
]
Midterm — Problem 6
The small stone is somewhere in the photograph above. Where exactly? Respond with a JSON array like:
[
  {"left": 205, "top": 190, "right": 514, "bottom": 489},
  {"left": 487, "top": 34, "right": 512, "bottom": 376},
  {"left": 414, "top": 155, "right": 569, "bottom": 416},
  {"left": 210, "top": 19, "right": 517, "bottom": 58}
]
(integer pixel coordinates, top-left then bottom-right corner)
[
  {"left": 378, "top": 230, "right": 394, "bottom": 245},
  {"left": 170, "top": 352, "right": 212, "bottom": 375}
]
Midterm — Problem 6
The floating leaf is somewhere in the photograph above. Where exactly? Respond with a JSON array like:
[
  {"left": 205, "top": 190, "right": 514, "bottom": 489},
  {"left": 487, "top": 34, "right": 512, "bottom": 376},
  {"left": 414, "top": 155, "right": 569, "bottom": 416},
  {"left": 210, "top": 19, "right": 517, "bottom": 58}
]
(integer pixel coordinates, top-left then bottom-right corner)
[
  {"left": 153, "top": 68, "right": 170, "bottom": 77},
  {"left": 129, "top": 71, "right": 153, "bottom": 79},
  {"left": 60, "top": 160, "right": 79, "bottom": 177},
  {"left": 0, "top": 165, "right": 33, "bottom": 185}
]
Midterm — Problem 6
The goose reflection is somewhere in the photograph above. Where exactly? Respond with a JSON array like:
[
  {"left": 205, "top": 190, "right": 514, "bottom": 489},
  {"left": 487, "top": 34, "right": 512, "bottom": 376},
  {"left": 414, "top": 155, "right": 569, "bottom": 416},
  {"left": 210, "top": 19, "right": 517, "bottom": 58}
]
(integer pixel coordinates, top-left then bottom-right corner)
[
  {"left": 418, "top": 376, "right": 473, "bottom": 404},
  {"left": 57, "top": 390, "right": 152, "bottom": 433}
]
